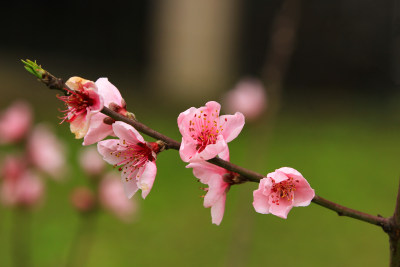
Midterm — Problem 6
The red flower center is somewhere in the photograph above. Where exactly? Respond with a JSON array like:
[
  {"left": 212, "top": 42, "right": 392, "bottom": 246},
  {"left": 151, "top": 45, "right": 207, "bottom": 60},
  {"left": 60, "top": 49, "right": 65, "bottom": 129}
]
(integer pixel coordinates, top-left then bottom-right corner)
[
  {"left": 112, "top": 140, "right": 156, "bottom": 182},
  {"left": 188, "top": 110, "right": 227, "bottom": 153},
  {"left": 270, "top": 177, "right": 299, "bottom": 205},
  {"left": 57, "top": 85, "right": 94, "bottom": 123}
]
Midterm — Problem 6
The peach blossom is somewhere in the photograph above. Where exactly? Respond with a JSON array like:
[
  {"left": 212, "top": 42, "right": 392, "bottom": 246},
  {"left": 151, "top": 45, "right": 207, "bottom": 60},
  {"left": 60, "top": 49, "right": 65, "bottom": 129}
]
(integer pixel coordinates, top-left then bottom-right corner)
[
  {"left": 27, "top": 124, "right": 66, "bottom": 180},
  {"left": 178, "top": 101, "right": 245, "bottom": 162},
  {"left": 97, "top": 122, "right": 161, "bottom": 199},
  {"left": 222, "top": 78, "right": 267, "bottom": 121},
  {"left": 58, "top": 76, "right": 103, "bottom": 139},
  {"left": 0, "top": 101, "right": 32, "bottom": 144},
  {"left": 0, "top": 156, "right": 44, "bottom": 207},
  {"left": 253, "top": 167, "right": 315, "bottom": 219},
  {"left": 79, "top": 146, "right": 105, "bottom": 176}
]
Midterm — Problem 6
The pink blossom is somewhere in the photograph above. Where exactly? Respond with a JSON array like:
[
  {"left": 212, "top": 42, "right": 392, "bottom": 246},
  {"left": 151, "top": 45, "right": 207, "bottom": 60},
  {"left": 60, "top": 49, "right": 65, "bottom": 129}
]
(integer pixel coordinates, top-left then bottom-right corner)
[
  {"left": 99, "top": 172, "right": 137, "bottom": 222},
  {"left": 186, "top": 149, "right": 234, "bottom": 225},
  {"left": 178, "top": 101, "right": 245, "bottom": 162},
  {"left": 253, "top": 167, "right": 315, "bottom": 219},
  {"left": 58, "top": 76, "right": 103, "bottom": 139},
  {"left": 79, "top": 146, "right": 106, "bottom": 176},
  {"left": 1, "top": 156, "right": 44, "bottom": 208},
  {"left": 0, "top": 101, "right": 32, "bottom": 144},
  {"left": 222, "top": 78, "right": 267, "bottom": 121},
  {"left": 27, "top": 124, "right": 66, "bottom": 180},
  {"left": 70, "top": 187, "right": 95, "bottom": 213},
  {"left": 97, "top": 121, "right": 161, "bottom": 199},
  {"left": 83, "top": 78, "right": 127, "bottom": 146}
]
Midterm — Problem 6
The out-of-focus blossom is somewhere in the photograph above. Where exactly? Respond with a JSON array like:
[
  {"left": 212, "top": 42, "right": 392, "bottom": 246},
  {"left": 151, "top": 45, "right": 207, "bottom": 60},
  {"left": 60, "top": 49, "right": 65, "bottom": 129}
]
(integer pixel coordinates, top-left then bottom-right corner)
[
  {"left": 253, "top": 167, "right": 315, "bottom": 219},
  {"left": 1, "top": 156, "right": 44, "bottom": 207},
  {"left": 0, "top": 101, "right": 32, "bottom": 144},
  {"left": 178, "top": 101, "right": 245, "bottom": 162},
  {"left": 79, "top": 146, "right": 105, "bottom": 176},
  {"left": 58, "top": 77, "right": 103, "bottom": 139},
  {"left": 222, "top": 78, "right": 267, "bottom": 121},
  {"left": 70, "top": 187, "right": 96, "bottom": 213},
  {"left": 186, "top": 149, "right": 234, "bottom": 225},
  {"left": 99, "top": 172, "right": 137, "bottom": 222},
  {"left": 83, "top": 78, "right": 127, "bottom": 146},
  {"left": 98, "top": 122, "right": 162, "bottom": 199},
  {"left": 27, "top": 124, "right": 66, "bottom": 179}
]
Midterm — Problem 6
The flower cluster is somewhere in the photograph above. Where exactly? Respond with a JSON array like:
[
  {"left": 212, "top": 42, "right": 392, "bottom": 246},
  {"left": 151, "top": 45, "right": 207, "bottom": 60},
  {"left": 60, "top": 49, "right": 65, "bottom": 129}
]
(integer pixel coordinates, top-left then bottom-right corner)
[
  {"left": 0, "top": 101, "right": 66, "bottom": 208},
  {"left": 55, "top": 74, "right": 315, "bottom": 226},
  {"left": 58, "top": 76, "right": 162, "bottom": 200}
]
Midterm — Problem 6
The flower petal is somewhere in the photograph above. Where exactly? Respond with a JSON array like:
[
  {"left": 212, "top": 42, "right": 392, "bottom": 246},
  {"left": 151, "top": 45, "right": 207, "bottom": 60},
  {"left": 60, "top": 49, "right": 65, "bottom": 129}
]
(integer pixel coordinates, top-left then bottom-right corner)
[
  {"left": 211, "top": 193, "right": 226, "bottom": 225},
  {"left": 112, "top": 121, "right": 145, "bottom": 144},
  {"left": 97, "top": 139, "right": 121, "bottom": 165},
  {"left": 83, "top": 113, "right": 114, "bottom": 146},
  {"left": 204, "top": 177, "right": 229, "bottom": 208},
  {"left": 179, "top": 138, "right": 198, "bottom": 162},
  {"left": 219, "top": 112, "right": 245, "bottom": 143},
  {"left": 95, "top": 78, "right": 123, "bottom": 106},
  {"left": 268, "top": 197, "right": 293, "bottom": 219},
  {"left": 138, "top": 161, "right": 157, "bottom": 199},
  {"left": 253, "top": 178, "right": 271, "bottom": 214},
  {"left": 293, "top": 178, "right": 315, "bottom": 207},
  {"left": 121, "top": 170, "right": 139, "bottom": 199},
  {"left": 70, "top": 112, "right": 91, "bottom": 139}
]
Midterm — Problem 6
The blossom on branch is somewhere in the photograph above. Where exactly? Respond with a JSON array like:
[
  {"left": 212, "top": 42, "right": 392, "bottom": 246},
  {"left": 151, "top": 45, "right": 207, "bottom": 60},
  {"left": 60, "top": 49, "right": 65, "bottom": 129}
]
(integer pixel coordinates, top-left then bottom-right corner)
[
  {"left": 58, "top": 77, "right": 103, "bottom": 139},
  {"left": 178, "top": 101, "right": 245, "bottom": 162},
  {"left": 97, "top": 121, "right": 162, "bottom": 199},
  {"left": 83, "top": 78, "right": 128, "bottom": 146},
  {"left": 186, "top": 149, "right": 235, "bottom": 225},
  {"left": 253, "top": 167, "right": 315, "bottom": 219}
]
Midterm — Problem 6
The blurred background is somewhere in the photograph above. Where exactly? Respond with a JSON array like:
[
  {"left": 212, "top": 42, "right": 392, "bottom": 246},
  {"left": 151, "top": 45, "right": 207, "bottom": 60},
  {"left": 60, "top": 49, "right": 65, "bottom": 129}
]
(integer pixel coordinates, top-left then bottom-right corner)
[{"left": 0, "top": 0, "right": 399, "bottom": 266}]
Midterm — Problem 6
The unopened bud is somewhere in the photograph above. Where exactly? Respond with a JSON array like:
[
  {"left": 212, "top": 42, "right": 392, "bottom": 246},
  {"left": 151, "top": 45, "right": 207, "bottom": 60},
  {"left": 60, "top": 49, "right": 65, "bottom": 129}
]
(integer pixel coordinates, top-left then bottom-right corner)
[
  {"left": 103, "top": 117, "right": 115, "bottom": 125},
  {"left": 109, "top": 102, "right": 120, "bottom": 112},
  {"left": 126, "top": 112, "right": 136, "bottom": 121},
  {"left": 121, "top": 98, "right": 127, "bottom": 109},
  {"left": 70, "top": 187, "right": 96, "bottom": 213},
  {"left": 223, "top": 172, "right": 243, "bottom": 184}
]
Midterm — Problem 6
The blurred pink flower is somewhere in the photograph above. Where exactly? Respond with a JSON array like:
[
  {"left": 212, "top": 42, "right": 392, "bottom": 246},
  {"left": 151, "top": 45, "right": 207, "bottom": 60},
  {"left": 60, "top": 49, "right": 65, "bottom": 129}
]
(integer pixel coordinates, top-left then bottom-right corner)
[
  {"left": 79, "top": 146, "right": 106, "bottom": 176},
  {"left": 97, "top": 121, "right": 161, "bottom": 199},
  {"left": 83, "top": 78, "right": 127, "bottom": 146},
  {"left": 1, "top": 156, "right": 44, "bottom": 208},
  {"left": 178, "top": 101, "right": 245, "bottom": 162},
  {"left": 253, "top": 167, "right": 315, "bottom": 219},
  {"left": 222, "top": 78, "right": 267, "bottom": 121},
  {"left": 27, "top": 124, "right": 66, "bottom": 179},
  {"left": 70, "top": 187, "right": 96, "bottom": 213},
  {"left": 186, "top": 149, "right": 233, "bottom": 225},
  {"left": 0, "top": 101, "right": 32, "bottom": 144},
  {"left": 58, "top": 77, "right": 103, "bottom": 139},
  {"left": 99, "top": 172, "right": 137, "bottom": 222}
]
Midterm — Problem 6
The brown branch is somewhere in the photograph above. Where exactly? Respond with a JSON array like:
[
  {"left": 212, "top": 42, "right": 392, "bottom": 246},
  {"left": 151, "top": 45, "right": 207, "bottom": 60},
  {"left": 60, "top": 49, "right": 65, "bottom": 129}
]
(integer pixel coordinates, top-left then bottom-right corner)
[{"left": 312, "top": 195, "right": 388, "bottom": 227}]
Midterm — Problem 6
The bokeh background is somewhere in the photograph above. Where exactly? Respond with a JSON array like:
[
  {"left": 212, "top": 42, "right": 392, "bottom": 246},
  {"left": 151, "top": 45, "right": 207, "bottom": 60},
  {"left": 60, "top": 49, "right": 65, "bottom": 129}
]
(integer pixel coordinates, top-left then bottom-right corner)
[{"left": 0, "top": 0, "right": 399, "bottom": 266}]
